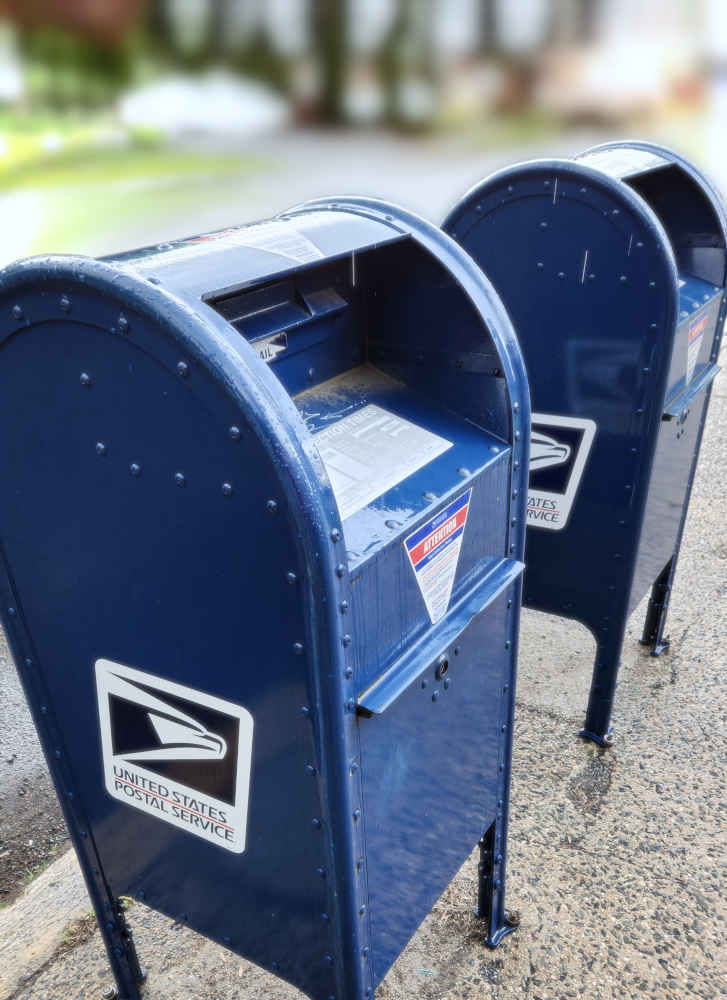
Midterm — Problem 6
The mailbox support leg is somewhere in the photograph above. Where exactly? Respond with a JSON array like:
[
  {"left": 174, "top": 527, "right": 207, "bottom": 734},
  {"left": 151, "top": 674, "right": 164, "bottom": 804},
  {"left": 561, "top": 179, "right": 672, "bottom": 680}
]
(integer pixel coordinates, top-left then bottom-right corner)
[
  {"left": 639, "top": 558, "right": 673, "bottom": 655},
  {"left": 476, "top": 822, "right": 519, "bottom": 948},
  {"left": 579, "top": 626, "right": 627, "bottom": 748},
  {"left": 98, "top": 898, "right": 146, "bottom": 1000},
  {"left": 640, "top": 374, "right": 720, "bottom": 660}
]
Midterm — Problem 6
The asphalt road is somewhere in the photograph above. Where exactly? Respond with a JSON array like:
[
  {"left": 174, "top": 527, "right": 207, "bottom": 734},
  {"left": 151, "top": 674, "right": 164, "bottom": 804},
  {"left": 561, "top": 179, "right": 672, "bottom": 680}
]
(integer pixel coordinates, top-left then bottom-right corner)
[{"left": 80, "top": 125, "right": 608, "bottom": 258}]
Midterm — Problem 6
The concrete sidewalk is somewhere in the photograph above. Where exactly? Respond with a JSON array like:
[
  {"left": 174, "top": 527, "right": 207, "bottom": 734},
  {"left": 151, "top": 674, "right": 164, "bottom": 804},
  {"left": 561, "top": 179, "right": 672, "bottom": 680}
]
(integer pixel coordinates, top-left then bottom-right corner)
[{"left": 1, "top": 378, "right": 725, "bottom": 1000}]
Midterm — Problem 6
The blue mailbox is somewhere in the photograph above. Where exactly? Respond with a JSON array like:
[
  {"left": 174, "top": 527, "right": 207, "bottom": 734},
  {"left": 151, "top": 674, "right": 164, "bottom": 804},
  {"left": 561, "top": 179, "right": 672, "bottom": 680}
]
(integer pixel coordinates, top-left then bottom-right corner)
[
  {"left": 444, "top": 140, "right": 726, "bottom": 747},
  {"left": 0, "top": 199, "right": 529, "bottom": 999}
]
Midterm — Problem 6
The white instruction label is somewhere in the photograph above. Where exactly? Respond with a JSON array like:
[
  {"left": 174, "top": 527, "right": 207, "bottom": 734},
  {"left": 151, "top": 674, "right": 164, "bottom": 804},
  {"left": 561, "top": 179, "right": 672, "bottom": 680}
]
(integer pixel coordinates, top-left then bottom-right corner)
[
  {"left": 252, "top": 331, "right": 288, "bottom": 362},
  {"left": 131, "top": 219, "right": 324, "bottom": 268},
  {"left": 577, "top": 148, "right": 667, "bottom": 178},
  {"left": 314, "top": 404, "right": 452, "bottom": 520},
  {"left": 96, "top": 659, "right": 253, "bottom": 853},
  {"left": 224, "top": 219, "right": 324, "bottom": 263},
  {"left": 404, "top": 490, "right": 472, "bottom": 624}
]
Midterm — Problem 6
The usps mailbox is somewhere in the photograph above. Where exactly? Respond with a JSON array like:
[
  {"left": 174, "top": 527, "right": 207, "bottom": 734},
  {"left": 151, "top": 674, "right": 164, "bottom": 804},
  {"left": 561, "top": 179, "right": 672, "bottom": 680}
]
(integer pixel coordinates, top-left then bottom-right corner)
[
  {"left": 0, "top": 198, "right": 528, "bottom": 999},
  {"left": 444, "top": 140, "right": 726, "bottom": 746}
]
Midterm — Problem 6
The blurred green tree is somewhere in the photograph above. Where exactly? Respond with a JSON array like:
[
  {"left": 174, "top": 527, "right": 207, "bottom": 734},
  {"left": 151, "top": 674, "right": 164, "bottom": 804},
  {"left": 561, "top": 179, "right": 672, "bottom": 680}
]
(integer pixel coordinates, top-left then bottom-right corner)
[
  {"left": 20, "top": 25, "right": 133, "bottom": 110},
  {"left": 311, "top": 0, "right": 348, "bottom": 122},
  {"left": 377, "top": 0, "right": 439, "bottom": 130},
  {"left": 479, "top": 0, "right": 499, "bottom": 57},
  {"left": 230, "top": 26, "right": 290, "bottom": 95},
  {"left": 144, "top": 0, "right": 290, "bottom": 95}
]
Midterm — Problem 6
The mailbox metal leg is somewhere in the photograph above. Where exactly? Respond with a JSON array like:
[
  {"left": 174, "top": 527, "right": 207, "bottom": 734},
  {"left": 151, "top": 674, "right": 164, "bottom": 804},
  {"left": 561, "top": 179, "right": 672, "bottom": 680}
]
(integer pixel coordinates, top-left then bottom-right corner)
[
  {"left": 640, "top": 558, "right": 673, "bottom": 656},
  {"left": 475, "top": 822, "right": 519, "bottom": 948},
  {"left": 640, "top": 374, "right": 719, "bottom": 660},
  {"left": 0, "top": 557, "right": 146, "bottom": 1000},
  {"left": 579, "top": 628, "right": 626, "bottom": 748},
  {"left": 98, "top": 899, "right": 145, "bottom": 1000}
]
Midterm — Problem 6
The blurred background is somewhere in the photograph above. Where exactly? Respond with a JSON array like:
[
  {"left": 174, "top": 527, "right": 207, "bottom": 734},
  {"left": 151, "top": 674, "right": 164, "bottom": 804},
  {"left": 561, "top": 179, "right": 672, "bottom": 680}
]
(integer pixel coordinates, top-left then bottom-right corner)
[{"left": 0, "top": 0, "right": 724, "bottom": 264}]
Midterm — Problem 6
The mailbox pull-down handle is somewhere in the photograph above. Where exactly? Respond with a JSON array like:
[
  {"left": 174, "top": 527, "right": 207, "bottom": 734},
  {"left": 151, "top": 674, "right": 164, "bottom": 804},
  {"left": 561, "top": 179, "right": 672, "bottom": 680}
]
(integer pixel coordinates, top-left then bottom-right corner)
[
  {"left": 356, "top": 558, "right": 524, "bottom": 717},
  {"left": 662, "top": 363, "right": 720, "bottom": 422}
]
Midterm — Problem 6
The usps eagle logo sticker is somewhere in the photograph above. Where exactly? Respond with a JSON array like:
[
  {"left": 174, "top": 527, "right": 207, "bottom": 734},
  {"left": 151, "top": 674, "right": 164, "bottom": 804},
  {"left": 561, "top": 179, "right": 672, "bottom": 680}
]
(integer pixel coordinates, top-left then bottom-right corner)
[
  {"left": 95, "top": 659, "right": 253, "bottom": 853},
  {"left": 404, "top": 489, "right": 472, "bottom": 624},
  {"left": 528, "top": 413, "right": 597, "bottom": 531}
]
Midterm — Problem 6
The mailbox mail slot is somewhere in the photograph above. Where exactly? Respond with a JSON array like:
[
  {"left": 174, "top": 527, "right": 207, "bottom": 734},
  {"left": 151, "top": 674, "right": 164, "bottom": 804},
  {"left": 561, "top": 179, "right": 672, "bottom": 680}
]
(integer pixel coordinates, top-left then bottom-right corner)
[
  {"left": 444, "top": 141, "right": 726, "bottom": 747},
  {"left": 0, "top": 199, "right": 528, "bottom": 999}
]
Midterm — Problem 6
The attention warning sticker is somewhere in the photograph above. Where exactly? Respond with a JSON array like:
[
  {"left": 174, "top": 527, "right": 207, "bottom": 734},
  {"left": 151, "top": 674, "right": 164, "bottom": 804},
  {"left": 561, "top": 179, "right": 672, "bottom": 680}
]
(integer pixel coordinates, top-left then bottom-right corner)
[
  {"left": 404, "top": 489, "right": 472, "bottom": 624},
  {"left": 686, "top": 311, "right": 709, "bottom": 384},
  {"left": 96, "top": 659, "right": 253, "bottom": 854}
]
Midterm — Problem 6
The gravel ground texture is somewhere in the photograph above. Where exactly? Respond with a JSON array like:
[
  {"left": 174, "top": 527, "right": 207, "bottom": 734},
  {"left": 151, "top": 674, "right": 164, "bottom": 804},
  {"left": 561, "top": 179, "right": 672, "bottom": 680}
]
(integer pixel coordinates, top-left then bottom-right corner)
[
  {"left": 0, "top": 640, "right": 68, "bottom": 906},
  {"left": 0, "top": 367, "right": 724, "bottom": 999}
]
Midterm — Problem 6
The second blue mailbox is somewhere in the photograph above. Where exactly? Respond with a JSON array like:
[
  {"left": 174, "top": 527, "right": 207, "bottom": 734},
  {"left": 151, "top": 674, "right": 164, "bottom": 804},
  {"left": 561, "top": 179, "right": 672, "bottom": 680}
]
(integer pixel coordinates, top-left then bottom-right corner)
[
  {"left": 0, "top": 199, "right": 528, "bottom": 999},
  {"left": 445, "top": 140, "right": 725, "bottom": 747}
]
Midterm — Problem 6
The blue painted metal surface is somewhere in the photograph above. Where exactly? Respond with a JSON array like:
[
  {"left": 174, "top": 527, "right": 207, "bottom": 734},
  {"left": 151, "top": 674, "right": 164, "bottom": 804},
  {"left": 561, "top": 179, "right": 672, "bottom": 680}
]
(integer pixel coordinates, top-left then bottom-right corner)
[
  {"left": 444, "top": 140, "right": 726, "bottom": 747},
  {"left": 0, "top": 198, "right": 529, "bottom": 999}
]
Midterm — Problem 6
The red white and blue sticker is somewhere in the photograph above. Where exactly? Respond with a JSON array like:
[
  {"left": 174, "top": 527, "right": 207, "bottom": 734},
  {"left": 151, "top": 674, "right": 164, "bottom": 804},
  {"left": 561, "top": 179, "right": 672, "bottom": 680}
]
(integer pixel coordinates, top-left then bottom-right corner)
[
  {"left": 404, "top": 489, "right": 472, "bottom": 625},
  {"left": 686, "top": 310, "right": 709, "bottom": 384}
]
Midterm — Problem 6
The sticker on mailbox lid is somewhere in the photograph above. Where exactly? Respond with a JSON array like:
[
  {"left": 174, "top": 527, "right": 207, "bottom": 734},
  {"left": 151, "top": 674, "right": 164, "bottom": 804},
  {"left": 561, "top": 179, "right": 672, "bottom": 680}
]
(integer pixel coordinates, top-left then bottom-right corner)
[
  {"left": 314, "top": 404, "right": 452, "bottom": 521},
  {"left": 95, "top": 659, "right": 253, "bottom": 854},
  {"left": 686, "top": 311, "right": 709, "bottom": 384},
  {"left": 404, "top": 489, "right": 472, "bottom": 625},
  {"left": 126, "top": 218, "right": 325, "bottom": 269}
]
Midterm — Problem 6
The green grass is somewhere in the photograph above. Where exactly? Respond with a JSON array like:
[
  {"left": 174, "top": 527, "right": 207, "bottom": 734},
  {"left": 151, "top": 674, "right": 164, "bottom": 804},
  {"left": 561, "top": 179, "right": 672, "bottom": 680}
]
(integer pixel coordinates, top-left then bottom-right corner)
[
  {"left": 60, "top": 911, "right": 98, "bottom": 951},
  {"left": 2, "top": 142, "right": 262, "bottom": 193},
  {"left": 0, "top": 109, "right": 267, "bottom": 257},
  {"left": 0, "top": 112, "right": 116, "bottom": 187},
  {"left": 32, "top": 155, "right": 262, "bottom": 256},
  {"left": 20, "top": 843, "right": 59, "bottom": 887},
  {"left": 0, "top": 108, "right": 96, "bottom": 135}
]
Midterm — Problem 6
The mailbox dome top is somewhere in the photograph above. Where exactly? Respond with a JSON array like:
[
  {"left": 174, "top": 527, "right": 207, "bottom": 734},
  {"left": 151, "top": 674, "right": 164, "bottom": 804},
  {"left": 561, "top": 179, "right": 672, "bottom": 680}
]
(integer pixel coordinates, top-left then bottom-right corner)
[
  {"left": 445, "top": 140, "right": 727, "bottom": 302},
  {"left": 0, "top": 194, "right": 530, "bottom": 594},
  {"left": 445, "top": 153, "right": 678, "bottom": 292},
  {"left": 289, "top": 194, "right": 529, "bottom": 417},
  {"left": 576, "top": 139, "right": 727, "bottom": 239}
]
